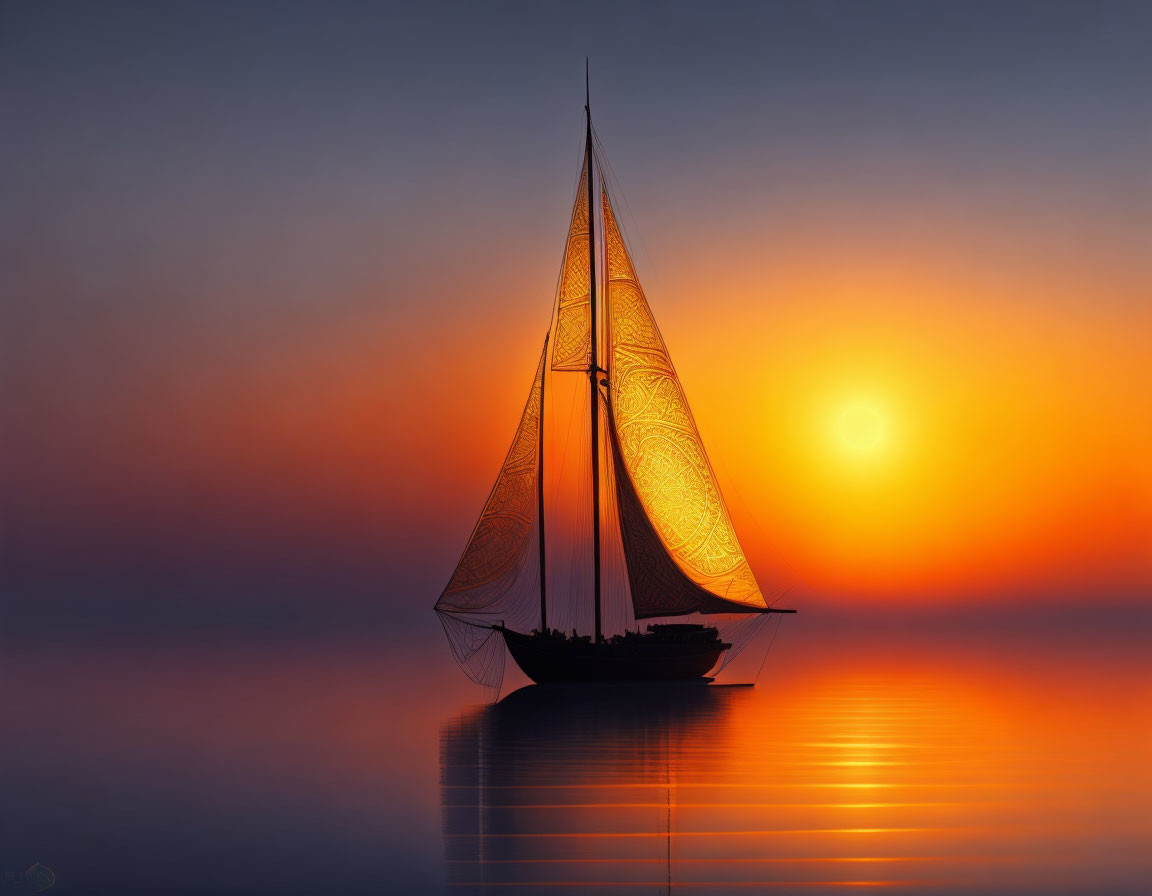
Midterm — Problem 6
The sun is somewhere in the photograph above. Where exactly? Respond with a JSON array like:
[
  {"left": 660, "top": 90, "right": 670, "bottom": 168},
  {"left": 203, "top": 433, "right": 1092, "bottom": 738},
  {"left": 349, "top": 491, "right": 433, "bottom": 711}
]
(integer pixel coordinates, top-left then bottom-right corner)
[{"left": 836, "top": 402, "right": 886, "bottom": 453}]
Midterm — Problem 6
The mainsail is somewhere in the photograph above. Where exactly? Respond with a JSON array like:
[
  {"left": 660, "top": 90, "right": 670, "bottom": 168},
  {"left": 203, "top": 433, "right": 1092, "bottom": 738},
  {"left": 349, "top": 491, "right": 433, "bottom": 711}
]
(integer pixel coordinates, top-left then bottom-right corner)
[
  {"left": 602, "top": 189, "right": 768, "bottom": 617},
  {"left": 550, "top": 150, "right": 593, "bottom": 371},
  {"left": 435, "top": 341, "right": 548, "bottom": 686}
]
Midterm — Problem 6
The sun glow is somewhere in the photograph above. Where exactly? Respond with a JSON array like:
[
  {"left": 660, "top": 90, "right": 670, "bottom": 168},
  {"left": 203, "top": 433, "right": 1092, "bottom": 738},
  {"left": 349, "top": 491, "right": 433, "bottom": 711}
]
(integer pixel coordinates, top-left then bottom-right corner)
[
  {"left": 822, "top": 393, "right": 898, "bottom": 470},
  {"left": 837, "top": 402, "right": 886, "bottom": 453}
]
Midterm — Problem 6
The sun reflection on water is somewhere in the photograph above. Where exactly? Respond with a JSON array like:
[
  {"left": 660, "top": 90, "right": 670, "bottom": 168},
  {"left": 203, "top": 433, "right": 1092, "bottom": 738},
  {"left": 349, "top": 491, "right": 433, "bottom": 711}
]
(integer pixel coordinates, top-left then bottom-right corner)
[{"left": 440, "top": 644, "right": 1151, "bottom": 894}]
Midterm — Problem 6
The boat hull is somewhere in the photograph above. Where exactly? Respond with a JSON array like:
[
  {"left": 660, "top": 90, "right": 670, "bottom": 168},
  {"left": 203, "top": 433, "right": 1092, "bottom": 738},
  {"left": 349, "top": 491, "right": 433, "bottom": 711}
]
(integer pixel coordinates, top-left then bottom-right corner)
[{"left": 497, "top": 626, "right": 729, "bottom": 683}]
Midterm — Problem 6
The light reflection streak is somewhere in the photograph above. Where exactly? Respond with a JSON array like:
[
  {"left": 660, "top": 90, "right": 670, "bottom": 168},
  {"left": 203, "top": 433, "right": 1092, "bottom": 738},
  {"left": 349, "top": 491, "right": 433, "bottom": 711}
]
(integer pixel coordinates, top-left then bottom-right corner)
[
  {"left": 446, "top": 883, "right": 921, "bottom": 889},
  {"left": 440, "top": 643, "right": 1152, "bottom": 893},
  {"left": 443, "top": 829, "right": 941, "bottom": 837}
]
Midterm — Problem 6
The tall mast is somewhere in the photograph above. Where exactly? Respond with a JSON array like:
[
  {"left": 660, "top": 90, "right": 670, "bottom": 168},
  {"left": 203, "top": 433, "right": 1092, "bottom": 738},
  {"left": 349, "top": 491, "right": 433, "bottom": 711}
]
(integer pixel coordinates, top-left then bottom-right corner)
[
  {"left": 537, "top": 333, "right": 548, "bottom": 631},
  {"left": 586, "top": 59, "right": 603, "bottom": 642}
]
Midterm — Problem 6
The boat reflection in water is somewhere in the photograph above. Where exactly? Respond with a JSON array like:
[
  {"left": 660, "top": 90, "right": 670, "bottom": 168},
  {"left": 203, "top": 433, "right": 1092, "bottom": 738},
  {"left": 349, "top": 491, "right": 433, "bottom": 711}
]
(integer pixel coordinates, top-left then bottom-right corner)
[
  {"left": 441, "top": 683, "right": 741, "bottom": 893},
  {"left": 440, "top": 642, "right": 1151, "bottom": 895}
]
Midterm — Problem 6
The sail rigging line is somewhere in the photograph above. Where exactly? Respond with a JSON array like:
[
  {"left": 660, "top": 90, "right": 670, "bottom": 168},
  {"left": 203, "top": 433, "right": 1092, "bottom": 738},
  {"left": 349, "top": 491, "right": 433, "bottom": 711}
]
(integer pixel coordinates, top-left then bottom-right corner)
[
  {"left": 591, "top": 126, "right": 654, "bottom": 289},
  {"left": 597, "top": 391, "right": 635, "bottom": 636},
  {"left": 713, "top": 612, "right": 770, "bottom": 675},
  {"left": 545, "top": 367, "right": 582, "bottom": 634},
  {"left": 537, "top": 332, "right": 549, "bottom": 631},
  {"left": 548, "top": 345, "right": 582, "bottom": 507},
  {"left": 563, "top": 384, "right": 593, "bottom": 635},
  {"left": 547, "top": 381, "right": 592, "bottom": 637},
  {"left": 585, "top": 60, "right": 604, "bottom": 642},
  {"left": 752, "top": 612, "right": 785, "bottom": 683}
]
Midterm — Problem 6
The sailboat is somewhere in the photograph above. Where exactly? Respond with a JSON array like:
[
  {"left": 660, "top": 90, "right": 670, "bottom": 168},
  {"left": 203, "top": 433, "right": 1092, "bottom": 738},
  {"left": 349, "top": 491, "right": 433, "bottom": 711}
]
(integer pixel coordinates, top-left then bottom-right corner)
[{"left": 435, "top": 70, "right": 795, "bottom": 688}]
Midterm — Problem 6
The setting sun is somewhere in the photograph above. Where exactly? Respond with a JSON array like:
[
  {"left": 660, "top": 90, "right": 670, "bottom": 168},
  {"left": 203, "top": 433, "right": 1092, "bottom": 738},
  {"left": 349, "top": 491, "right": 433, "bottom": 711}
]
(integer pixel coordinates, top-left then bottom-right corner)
[{"left": 837, "top": 401, "right": 887, "bottom": 453}]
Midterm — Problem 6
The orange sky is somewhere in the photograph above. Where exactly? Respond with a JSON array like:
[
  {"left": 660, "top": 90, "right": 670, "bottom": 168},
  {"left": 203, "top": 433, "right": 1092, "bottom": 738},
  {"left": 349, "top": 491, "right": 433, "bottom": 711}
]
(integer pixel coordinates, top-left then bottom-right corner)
[
  {"left": 404, "top": 195, "right": 1152, "bottom": 607},
  {"left": 7, "top": 189, "right": 1149, "bottom": 616},
  {"left": 4, "top": 1, "right": 1150, "bottom": 626}
]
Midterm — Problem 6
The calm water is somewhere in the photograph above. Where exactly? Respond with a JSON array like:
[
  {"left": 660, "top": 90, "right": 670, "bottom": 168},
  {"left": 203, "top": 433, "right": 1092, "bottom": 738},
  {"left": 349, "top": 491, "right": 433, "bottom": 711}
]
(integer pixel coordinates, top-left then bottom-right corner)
[{"left": 2, "top": 621, "right": 1149, "bottom": 894}]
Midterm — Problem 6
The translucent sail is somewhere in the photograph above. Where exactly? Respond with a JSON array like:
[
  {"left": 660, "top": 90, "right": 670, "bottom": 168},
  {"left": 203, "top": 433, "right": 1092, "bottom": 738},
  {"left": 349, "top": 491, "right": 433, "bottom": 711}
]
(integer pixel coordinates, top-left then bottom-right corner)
[
  {"left": 550, "top": 151, "right": 592, "bottom": 371},
  {"left": 602, "top": 190, "right": 767, "bottom": 616},
  {"left": 435, "top": 341, "right": 548, "bottom": 686},
  {"left": 606, "top": 399, "right": 763, "bottom": 618}
]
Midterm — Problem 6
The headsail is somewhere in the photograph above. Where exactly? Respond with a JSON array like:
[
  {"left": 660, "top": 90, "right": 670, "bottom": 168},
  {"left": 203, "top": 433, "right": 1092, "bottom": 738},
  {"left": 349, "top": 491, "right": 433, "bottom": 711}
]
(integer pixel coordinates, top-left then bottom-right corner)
[
  {"left": 435, "top": 341, "right": 548, "bottom": 685},
  {"left": 550, "top": 150, "right": 593, "bottom": 372},
  {"left": 602, "top": 189, "right": 767, "bottom": 617}
]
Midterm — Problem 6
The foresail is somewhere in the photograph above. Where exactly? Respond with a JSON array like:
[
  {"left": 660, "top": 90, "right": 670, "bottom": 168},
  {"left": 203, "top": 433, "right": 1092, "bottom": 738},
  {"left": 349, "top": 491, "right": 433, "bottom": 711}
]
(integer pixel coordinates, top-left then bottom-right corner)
[
  {"left": 602, "top": 190, "right": 767, "bottom": 615},
  {"left": 436, "top": 341, "right": 547, "bottom": 686},
  {"left": 550, "top": 151, "right": 592, "bottom": 371}
]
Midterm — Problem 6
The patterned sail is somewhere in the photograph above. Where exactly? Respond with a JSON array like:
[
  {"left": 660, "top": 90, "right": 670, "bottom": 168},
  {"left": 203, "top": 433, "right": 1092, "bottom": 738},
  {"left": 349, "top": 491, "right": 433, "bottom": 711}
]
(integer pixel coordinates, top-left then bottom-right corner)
[
  {"left": 435, "top": 341, "right": 548, "bottom": 685},
  {"left": 602, "top": 190, "right": 767, "bottom": 616},
  {"left": 550, "top": 150, "right": 592, "bottom": 371},
  {"left": 607, "top": 401, "right": 764, "bottom": 618}
]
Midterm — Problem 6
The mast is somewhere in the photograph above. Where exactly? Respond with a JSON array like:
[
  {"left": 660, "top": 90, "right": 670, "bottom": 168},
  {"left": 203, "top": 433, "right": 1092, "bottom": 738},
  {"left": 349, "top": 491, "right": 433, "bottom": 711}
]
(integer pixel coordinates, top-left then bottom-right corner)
[
  {"left": 537, "top": 333, "right": 548, "bottom": 631},
  {"left": 586, "top": 59, "right": 603, "bottom": 642}
]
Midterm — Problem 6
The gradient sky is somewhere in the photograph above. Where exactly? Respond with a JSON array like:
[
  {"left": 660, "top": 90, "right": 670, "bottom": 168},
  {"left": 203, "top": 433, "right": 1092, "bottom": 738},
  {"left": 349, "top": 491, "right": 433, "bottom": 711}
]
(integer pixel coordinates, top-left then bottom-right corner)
[{"left": 2, "top": 1, "right": 1149, "bottom": 634}]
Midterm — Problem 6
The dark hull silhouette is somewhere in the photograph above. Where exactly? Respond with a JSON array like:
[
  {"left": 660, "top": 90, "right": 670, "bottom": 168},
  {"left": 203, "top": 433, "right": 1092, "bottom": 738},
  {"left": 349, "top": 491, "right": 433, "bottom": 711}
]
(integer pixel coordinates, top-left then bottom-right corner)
[{"left": 496, "top": 624, "right": 730, "bottom": 683}]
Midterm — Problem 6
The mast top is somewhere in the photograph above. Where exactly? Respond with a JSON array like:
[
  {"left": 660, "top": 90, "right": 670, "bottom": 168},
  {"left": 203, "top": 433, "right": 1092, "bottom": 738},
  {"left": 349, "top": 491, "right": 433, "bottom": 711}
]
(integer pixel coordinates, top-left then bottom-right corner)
[{"left": 585, "top": 58, "right": 590, "bottom": 115}]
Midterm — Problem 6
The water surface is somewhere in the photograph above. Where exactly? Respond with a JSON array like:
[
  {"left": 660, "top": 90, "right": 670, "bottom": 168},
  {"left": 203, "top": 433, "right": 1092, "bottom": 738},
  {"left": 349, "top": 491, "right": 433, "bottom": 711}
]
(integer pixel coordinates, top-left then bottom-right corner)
[{"left": 2, "top": 622, "right": 1148, "bottom": 894}]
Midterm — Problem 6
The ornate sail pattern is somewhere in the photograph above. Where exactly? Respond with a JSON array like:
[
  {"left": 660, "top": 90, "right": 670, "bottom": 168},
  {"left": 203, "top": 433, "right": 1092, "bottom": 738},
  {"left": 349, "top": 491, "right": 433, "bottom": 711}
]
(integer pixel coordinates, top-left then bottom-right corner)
[
  {"left": 607, "top": 400, "right": 763, "bottom": 618},
  {"left": 602, "top": 190, "right": 767, "bottom": 613},
  {"left": 438, "top": 343, "right": 547, "bottom": 605},
  {"left": 550, "top": 152, "right": 592, "bottom": 371}
]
